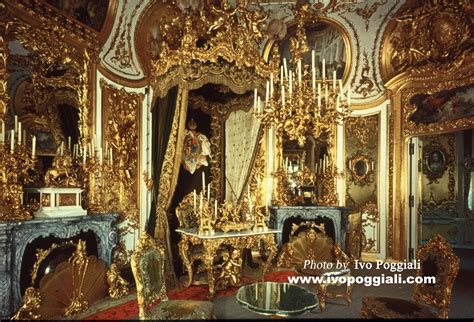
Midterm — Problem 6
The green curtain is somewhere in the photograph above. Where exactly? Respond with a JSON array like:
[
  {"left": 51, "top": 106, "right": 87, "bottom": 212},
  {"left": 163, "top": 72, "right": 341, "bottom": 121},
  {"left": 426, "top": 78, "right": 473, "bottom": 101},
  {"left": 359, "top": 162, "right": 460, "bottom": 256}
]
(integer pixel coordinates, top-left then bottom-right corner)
[{"left": 146, "top": 86, "right": 179, "bottom": 236}]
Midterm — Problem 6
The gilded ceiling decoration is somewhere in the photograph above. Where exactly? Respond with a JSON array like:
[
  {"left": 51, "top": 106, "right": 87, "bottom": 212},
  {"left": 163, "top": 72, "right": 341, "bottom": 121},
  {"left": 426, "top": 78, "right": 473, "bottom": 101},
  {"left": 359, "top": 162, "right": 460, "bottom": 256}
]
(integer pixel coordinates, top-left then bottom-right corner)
[
  {"left": 381, "top": 0, "right": 473, "bottom": 82},
  {"left": 135, "top": 1, "right": 277, "bottom": 96}
]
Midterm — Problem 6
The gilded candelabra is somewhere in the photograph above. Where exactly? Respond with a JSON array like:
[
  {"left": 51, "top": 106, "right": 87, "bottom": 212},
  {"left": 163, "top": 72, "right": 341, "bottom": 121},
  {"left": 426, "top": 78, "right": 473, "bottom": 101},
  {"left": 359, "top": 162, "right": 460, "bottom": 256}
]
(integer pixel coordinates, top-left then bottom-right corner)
[
  {"left": 253, "top": 11, "right": 351, "bottom": 147},
  {"left": 0, "top": 136, "right": 36, "bottom": 221}
]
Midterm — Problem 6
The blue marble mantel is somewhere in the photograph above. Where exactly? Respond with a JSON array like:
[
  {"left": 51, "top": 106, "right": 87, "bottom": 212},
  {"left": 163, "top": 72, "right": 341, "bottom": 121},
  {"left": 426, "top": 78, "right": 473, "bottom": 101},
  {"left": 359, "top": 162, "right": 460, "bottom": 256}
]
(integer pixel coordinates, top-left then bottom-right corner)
[
  {"left": 269, "top": 206, "right": 350, "bottom": 248},
  {"left": 0, "top": 213, "right": 119, "bottom": 319}
]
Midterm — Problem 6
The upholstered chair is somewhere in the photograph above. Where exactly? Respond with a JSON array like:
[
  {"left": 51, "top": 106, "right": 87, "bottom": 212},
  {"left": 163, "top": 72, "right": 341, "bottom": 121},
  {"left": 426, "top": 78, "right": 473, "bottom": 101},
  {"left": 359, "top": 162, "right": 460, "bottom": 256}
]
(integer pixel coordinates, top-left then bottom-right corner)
[
  {"left": 277, "top": 221, "right": 353, "bottom": 312},
  {"left": 360, "top": 235, "right": 460, "bottom": 319},
  {"left": 131, "top": 233, "right": 215, "bottom": 320},
  {"left": 345, "top": 212, "right": 363, "bottom": 260}
]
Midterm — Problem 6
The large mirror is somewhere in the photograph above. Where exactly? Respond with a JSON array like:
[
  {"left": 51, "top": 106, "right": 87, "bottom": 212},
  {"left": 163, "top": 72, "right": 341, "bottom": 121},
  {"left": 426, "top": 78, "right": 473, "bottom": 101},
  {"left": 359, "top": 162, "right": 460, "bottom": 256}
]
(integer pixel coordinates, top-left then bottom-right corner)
[{"left": 6, "top": 36, "right": 82, "bottom": 186}]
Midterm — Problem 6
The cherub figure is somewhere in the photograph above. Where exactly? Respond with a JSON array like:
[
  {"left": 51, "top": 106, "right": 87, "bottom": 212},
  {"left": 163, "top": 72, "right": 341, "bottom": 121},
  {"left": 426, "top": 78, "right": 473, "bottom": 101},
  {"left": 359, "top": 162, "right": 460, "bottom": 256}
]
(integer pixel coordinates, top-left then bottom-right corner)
[
  {"left": 11, "top": 287, "right": 42, "bottom": 320},
  {"left": 215, "top": 248, "right": 243, "bottom": 290},
  {"left": 206, "top": 0, "right": 239, "bottom": 33},
  {"left": 106, "top": 263, "right": 129, "bottom": 299}
]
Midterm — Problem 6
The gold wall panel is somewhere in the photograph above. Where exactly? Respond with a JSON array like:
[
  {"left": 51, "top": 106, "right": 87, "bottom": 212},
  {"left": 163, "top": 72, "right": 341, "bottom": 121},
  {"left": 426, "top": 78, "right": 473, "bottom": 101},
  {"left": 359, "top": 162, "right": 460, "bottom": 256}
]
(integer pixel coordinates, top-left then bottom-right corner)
[
  {"left": 420, "top": 133, "right": 456, "bottom": 218},
  {"left": 101, "top": 80, "right": 141, "bottom": 226},
  {"left": 345, "top": 114, "right": 379, "bottom": 253}
]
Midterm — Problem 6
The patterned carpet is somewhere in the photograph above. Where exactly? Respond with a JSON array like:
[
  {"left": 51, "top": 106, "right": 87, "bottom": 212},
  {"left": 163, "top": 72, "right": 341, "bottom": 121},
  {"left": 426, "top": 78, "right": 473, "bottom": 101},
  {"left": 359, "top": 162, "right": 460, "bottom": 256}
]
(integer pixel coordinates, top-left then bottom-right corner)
[{"left": 80, "top": 270, "right": 294, "bottom": 320}]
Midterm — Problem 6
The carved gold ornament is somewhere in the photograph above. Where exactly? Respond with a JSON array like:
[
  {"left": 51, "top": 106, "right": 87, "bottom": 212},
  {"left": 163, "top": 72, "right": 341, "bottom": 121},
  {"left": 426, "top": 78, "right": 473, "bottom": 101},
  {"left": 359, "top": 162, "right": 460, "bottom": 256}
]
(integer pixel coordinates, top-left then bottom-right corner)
[
  {"left": 381, "top": 0, "right": 473, "bottom": 81},
  {"left": 106, "top": 263, "right": 130, "bottom": 299},
  {"left": 348, "top": 153, "right": 375, "bottom": 187},
  {"left": 254, "top": 7, "right": 352, "bottom": 148}
]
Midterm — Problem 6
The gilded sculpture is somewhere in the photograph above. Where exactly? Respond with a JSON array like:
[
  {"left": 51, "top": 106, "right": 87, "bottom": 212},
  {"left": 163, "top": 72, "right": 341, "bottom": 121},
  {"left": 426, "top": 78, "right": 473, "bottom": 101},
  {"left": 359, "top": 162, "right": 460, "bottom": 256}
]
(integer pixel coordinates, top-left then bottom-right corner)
[
  {"left": 215, "top": 248, "right": 243, "bottom": 290},
  {"left": 11, "top": 287, "right": 42, "bottom": 320},
  {"left": 382, "top": 0, "right": 472, "bottom": 81},
  {"left": 44, "top": 154, "right": 80, "bottom": 188},
  {"left": 106, "top": 263, "right": 130, "bottom": 299}
]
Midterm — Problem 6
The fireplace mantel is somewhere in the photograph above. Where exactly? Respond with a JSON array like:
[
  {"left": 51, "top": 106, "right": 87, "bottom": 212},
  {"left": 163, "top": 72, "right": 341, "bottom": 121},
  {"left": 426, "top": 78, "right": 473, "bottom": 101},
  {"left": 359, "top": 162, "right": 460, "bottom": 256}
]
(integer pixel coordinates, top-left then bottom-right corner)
[
  {"left": 0, "top": 213, "right": 119, "bottom": 319},
  {"left": 269, "top": 206, "right": 350, "bottom": 248}
]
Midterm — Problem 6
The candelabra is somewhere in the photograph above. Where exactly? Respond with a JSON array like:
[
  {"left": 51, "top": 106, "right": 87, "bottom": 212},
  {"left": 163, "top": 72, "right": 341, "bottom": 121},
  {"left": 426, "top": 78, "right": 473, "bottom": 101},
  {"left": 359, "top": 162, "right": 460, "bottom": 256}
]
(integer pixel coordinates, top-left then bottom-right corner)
[
  {"left": 253, "top": 16, "right": 351, "bottom": 147},
  {"left": 0, "top": 133, "right": 37, "bottom": 221}
]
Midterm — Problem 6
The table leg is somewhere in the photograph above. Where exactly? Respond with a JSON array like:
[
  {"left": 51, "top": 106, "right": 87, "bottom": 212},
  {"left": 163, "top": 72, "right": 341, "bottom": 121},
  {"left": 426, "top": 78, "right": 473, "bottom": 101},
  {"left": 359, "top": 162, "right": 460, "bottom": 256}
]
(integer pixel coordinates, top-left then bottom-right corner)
[
  {"left": 259, "top": 236, "right": 277, "bottom": 281},
  {"left": 178, "top": 237, "right": 193, "bottom": 287},
  {"left": 203, "top": 241, "right": 220, "bottom": 300}
]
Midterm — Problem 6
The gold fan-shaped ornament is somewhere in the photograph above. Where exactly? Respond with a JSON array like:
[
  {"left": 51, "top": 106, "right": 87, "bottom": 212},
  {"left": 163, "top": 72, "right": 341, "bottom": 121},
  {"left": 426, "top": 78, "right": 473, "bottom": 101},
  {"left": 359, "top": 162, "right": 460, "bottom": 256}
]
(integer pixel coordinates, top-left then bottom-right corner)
[{"left": 37, "top": 241, "right": 108, "bottom": 319}]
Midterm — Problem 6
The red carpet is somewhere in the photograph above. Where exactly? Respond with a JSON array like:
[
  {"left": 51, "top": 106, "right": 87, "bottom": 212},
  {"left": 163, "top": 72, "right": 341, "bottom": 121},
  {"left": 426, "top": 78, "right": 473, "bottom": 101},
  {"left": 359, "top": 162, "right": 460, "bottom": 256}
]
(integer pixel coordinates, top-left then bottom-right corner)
[{"left": 84, "top": 271, "right": 294, "bottom": 320}]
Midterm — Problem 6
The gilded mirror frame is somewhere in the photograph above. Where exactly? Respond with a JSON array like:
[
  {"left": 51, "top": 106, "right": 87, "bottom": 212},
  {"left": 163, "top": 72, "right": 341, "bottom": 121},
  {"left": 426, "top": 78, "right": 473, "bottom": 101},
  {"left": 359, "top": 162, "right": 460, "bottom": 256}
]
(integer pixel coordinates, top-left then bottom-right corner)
[{"left": 263, "top": 16, "right": 353, "bottom": 85}]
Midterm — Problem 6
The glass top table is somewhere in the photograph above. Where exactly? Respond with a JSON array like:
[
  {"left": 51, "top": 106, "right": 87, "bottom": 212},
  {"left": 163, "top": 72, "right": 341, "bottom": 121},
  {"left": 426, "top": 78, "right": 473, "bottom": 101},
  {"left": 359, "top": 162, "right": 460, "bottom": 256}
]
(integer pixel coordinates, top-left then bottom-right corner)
[{"left": 236, "top": 282, "right": 319, "bottom": 317}]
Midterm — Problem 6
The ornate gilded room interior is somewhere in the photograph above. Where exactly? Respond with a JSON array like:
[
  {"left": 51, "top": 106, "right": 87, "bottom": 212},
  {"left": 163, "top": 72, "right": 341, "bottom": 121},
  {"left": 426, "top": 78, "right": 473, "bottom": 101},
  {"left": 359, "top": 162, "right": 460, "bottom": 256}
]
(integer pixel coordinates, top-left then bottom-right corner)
[{"left": 0, "top": 0, "right": 473, "bottom": 320}]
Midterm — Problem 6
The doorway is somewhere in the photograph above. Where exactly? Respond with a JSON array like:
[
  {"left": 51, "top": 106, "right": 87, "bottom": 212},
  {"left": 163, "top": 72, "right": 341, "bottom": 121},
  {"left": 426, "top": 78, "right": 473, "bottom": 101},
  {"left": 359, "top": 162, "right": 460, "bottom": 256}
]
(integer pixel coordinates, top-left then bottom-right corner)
[{"left": 408, "top": 129, "right": 474, "bottom": 258}]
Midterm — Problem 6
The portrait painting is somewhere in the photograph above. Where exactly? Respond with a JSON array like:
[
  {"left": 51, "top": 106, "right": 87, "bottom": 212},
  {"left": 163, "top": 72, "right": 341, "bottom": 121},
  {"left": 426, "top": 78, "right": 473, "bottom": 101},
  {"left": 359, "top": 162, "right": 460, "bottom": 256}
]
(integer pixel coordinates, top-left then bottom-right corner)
[
  {"left": 426, "top": 149, "right": 446, "bottom": 174},
  {"left": 410, "top": 84, "right": 474, "bottom": 125}
]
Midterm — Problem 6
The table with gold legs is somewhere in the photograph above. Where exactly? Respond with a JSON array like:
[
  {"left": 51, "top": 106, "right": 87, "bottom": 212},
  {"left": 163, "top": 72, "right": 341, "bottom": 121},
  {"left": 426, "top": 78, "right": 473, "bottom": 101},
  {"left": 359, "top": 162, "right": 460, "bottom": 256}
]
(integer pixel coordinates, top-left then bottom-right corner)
[{"left": 176, "top": 228, "right": 280, "bottom": 299}]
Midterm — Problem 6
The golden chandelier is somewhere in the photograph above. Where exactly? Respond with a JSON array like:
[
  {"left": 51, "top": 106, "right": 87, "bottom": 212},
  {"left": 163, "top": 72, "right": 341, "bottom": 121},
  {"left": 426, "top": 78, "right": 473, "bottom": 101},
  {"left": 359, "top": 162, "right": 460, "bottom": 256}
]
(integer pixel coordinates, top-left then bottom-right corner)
[{"left": 253, "top": 16, "right": 351, "bottom": 146}]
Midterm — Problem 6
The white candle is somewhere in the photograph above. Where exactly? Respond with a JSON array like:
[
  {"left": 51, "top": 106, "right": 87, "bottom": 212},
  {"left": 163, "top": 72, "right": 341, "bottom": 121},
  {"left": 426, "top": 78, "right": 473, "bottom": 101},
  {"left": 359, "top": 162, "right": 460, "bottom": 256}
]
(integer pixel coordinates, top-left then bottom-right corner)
[
  {"left": 257, "top": 96, "right": 261, "bottom": 114},
  {"left": 312, "top": 68, "right": 316, "bottom": 92},
  {"left": 83, "top": 146, "right": 87, "bottom": 163},
  {"left": 193, "top": 190, "right": 197, "bottom": 212},
  {"left": 312, "top": 50, "right": 315, "bottom": 71},
  {"left": 289, "top": 71, "right": 293, "bottom": 96},
  {"left": 322, "top": 59, "right": 326, "bottom": 79},
  {"left": 110, "top": 148, "right": 113, "bottom": 165},
  {"left": 202, "top": 172, "right": 205, "bottom": 192},
  {"left": 0, "top": 120, "right": 4, "bottom": 143},
  {"left": 207, "top": 183, "right": 210, "bottom": 200},
  {"left": 281, "top": 84, "right": 285, "bottom": 106},
  {"left": 10, "top": 130, "right": 14, "bottom": 153},
  {"left": 17, "top": 122, "right": 21, "bottom": 144},
  {"left": 254, "top": 88, "right": 257, "bottom": 111},
  {"left": 338, "top": 79, "right": 343, "bottom": 94},
  {"left": 297, "top": 60, "right": 302, "bottom": 83},
  {"left": 283, "top": 58, "right": 288, "bottom": 78},
  {"left": 60, "top": 142, "right": 64, "bottom": 156},
  {"left": 333, "top": 71, "right": 336, "bottom": 90},
  {"left": 214, "top": 199, "right": 217, "bottom": 217},
  {"left": 14, "top": 115, "right": 18, "bottom": 133},
  {"left": 68, "top": 136, "right": 71, "bottom": 151},
  {"left": 265, "top": 82, "right": 269, "bottom": 104},
  {"left": 270, "top": 73, "right": 274, "bottom": 95},
  {"left": 200, "top": 192, "right": 203, "bottom": 213},
  {"left": 32, "top": 135, "right": 36, "bottom": 157}
]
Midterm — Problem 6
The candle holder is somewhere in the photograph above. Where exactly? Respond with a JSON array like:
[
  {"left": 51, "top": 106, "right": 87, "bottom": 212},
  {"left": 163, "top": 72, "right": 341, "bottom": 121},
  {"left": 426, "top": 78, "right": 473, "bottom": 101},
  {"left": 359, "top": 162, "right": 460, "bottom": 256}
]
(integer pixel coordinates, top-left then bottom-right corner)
[
  {"left": 271, "top": 167, "right": 297, "bottom": 206},
  {"left": 0, "top": 141, "right": 37, "bottom": 221},
  {"left": 196, "top": 192, "right": 215, "bottom": 235}
]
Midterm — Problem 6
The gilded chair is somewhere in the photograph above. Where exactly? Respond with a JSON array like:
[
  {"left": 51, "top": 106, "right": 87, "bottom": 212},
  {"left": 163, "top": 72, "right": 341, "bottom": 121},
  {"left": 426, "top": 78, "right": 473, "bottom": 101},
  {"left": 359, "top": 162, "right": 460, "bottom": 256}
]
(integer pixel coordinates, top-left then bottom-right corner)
[
  {"left": 345, "top": 212, "right": 362, "bottom": 260},
  {"left": 360, "top": 235, "right": 460, "bottom": 319},
  {"left": 278, "top": 221, "right": 353, "bottom": 312},
  {"left": 131, "top": 233, "right": 215, "bottom": 320}
]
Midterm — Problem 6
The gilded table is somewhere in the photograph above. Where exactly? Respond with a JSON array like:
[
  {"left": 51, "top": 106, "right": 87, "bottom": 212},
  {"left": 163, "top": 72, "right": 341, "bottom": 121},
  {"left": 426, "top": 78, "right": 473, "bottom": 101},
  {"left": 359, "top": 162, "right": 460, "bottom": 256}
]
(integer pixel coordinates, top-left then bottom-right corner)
[{"left": 176, "top": 228, "right": 280, "bottom": 299}]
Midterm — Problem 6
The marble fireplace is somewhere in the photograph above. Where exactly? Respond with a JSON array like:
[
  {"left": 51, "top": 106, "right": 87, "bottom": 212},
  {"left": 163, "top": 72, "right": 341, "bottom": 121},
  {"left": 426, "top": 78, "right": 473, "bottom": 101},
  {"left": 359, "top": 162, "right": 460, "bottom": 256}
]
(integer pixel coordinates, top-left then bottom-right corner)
[
  {"left": 0, "top": 214, "right": 119, "bottom": 319},
  {"left": 269, "top": 206, "right": 350, "bottom": 250}
]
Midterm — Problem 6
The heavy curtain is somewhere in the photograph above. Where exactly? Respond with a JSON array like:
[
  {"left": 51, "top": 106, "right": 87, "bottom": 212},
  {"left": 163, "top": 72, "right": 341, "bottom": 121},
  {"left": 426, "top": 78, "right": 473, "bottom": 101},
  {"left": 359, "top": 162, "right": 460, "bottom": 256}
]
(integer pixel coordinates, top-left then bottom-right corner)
[
  {"left": 147, "top": 86, "right": 180, "bottom": 287},
  {"left": 225, "top": 108, "right": 260, "bottom": 202},
  {"left": 149, "top": 86, "right": 189, "bottom": 288}
]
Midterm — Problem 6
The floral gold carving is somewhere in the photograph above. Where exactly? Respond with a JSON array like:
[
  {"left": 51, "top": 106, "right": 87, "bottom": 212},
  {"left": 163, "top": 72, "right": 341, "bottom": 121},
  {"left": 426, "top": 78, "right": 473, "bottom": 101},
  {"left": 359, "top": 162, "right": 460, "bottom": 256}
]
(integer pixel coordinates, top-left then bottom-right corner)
[
  {"left": 382, "top": 0, "right": 473, "bottom": 81},
  {"left": 101, "top": 81, "right": 141, "bottom": 227},
  {"left": 106, "top": 263, "right": 130, "bottom": 299}
]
